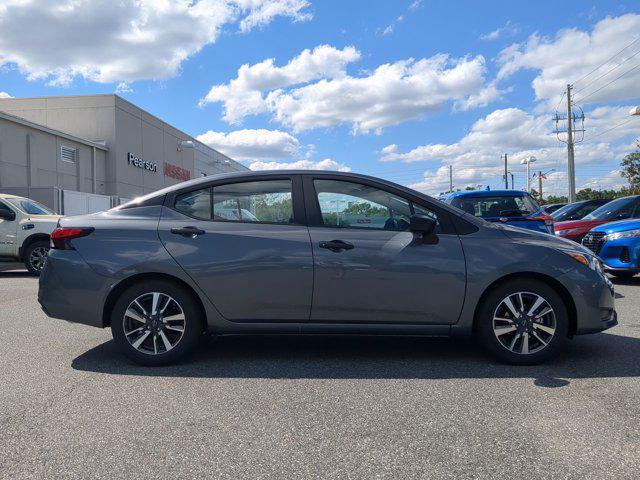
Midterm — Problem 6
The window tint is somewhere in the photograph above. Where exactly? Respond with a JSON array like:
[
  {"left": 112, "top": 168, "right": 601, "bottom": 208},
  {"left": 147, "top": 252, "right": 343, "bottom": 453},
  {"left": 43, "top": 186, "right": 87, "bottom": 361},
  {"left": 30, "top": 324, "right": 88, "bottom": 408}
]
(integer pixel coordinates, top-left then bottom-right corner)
[
  {"left": 584, "top": 197, "right": 637, "bottom": 220},
  {"left": 213, "top": 180, "right": 293, "bottom": 224},
  {"left": 313, "top": 179, "right": 438, "bottom": 231},
  {"left": 174, "top": 188, "right": 211, "bottom": 220},
  {"left": 451, "top": 195, "right": 538, "bottom": 218}
]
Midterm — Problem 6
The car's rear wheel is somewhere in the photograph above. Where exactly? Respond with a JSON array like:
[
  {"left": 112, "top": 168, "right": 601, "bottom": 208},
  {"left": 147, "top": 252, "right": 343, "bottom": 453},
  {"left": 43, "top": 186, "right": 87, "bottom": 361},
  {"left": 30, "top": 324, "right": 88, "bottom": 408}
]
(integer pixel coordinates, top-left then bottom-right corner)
[
  {"left": 476, "top": 279, "right": 569, "bottom": 365},
  {"left": 24, "top": 240, "right": 50, "bottom": 276},
  {"left": 111, "top": 280, "right": 204, "bottom": 366}
]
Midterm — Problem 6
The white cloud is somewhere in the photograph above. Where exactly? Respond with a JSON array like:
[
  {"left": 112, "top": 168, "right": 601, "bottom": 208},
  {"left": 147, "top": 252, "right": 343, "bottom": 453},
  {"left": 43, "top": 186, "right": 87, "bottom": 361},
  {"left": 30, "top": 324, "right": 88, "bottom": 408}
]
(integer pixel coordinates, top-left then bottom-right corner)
[
  {"left": 0, "top": 91, "right": 12, "bottom": 98},
  {"left": 0, "top": 0, "right": 311, "bottom": 86},
  {"left": 115, "top": 82, "right": 133, "bottom": 94},
  {"left": 480, "top": 21, "right": 519, "bottom": 41},
  {"left": 199, "top": 44, "right": 361, "bottom": 122},
  {"left": 382, "top": 106, "right": 639, "bottom": 196},
  {"left": 203, "top": 46, "right": 498, "bottom": 133},
  {"left": 249, "top": 158, "right": 351, "bottom": 172},
  {"left": 497, "top": 14, "right": 640, "bottom": 106},
  {"left": 197, "top": 128, "right": 300, "bottom": 161}
]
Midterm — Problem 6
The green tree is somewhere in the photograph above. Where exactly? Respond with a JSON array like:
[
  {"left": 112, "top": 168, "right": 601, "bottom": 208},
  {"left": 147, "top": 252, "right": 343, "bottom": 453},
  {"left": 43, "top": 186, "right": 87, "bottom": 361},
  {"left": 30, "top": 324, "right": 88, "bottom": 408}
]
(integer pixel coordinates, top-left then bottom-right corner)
[{"left": 621, "top": 151, "right": 640, "bottom": 192}]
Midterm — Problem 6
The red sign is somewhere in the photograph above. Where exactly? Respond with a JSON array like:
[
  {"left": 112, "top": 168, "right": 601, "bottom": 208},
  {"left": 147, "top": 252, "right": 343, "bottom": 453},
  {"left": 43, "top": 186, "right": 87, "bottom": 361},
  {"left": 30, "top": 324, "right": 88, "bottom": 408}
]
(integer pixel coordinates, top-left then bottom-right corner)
[{"left": 164, "top": 162, "right": 190, "bottom": 181}]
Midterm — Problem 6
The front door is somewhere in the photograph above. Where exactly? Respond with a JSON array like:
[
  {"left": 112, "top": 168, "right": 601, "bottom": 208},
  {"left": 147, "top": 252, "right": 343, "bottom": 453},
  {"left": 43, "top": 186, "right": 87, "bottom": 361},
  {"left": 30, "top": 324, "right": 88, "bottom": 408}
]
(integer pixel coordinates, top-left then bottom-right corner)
[
  {"left": 304, "top": 177, "right": 466, "bottom": 324},
  {"left": 0, "top": 200, "right": 17, "bottom": 257},
  {"left": 159, "top": 176, "right": 313, "bottom": 321}
]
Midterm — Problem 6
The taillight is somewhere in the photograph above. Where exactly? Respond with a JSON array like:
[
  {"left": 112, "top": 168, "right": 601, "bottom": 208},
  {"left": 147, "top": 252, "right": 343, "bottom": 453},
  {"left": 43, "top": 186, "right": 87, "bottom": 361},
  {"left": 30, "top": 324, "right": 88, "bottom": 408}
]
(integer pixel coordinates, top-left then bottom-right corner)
[
  {"left": 530, "top": 212, "right": 554, "bottom": 226},
  {"left": 50, "top": 227, "right": 94, "bottom": 250}
]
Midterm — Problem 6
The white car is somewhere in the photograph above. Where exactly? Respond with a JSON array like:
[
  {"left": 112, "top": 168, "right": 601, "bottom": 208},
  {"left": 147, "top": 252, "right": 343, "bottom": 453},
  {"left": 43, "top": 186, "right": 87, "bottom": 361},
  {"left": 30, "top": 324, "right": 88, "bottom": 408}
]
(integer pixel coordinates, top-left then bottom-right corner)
[{"left": 0, "top": 194, "right": 62, "bottom": 275}]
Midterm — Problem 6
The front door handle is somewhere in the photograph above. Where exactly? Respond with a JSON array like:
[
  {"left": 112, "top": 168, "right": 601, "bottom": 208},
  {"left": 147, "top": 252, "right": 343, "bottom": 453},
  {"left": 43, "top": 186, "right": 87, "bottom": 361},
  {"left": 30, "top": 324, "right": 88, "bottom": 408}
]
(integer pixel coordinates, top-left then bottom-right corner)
[
  {"left": 170, "top": 226, "right": 206, "bottom": 237},
  {"left": 319, "top": 240, "right": 354, "bottom": 252}
]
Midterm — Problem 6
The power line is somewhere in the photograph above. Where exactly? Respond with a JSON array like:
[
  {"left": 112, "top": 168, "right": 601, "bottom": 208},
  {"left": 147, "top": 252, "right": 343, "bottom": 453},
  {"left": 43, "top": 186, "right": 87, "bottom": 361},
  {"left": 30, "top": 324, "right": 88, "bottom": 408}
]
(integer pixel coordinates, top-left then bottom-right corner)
[
  {"left": 583, "top": 117, "right": 637, "bottom": 142},
  {"left": 573, "top": 63, "right": 640, "bottom": 103},
  {"left": 573, "top": 48, "right": 640, "bottom": 95},
  {"left": 572, "top": 36, "right": 640, "bottom": 86}
]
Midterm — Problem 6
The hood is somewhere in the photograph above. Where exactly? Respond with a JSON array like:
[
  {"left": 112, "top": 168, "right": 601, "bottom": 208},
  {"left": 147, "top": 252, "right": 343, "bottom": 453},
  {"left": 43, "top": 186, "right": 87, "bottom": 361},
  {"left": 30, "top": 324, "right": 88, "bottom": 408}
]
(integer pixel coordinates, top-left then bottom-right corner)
[
  {"left": 554, "top": 219, "right": 606, "bottom": 230},
  {"left": 592, "top": 218, "right": 640, "bottom": 234},
  {"left": 493, "top": 222, "right": 591, "bottom": 253}
]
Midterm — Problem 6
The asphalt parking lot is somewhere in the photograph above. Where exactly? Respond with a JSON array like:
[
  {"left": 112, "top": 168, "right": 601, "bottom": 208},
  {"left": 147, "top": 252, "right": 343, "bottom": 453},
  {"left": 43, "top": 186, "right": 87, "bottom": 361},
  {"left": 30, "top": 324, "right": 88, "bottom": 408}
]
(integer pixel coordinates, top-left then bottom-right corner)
[{"left": 1, "top": 268, "right": 639, "bottom": 479}]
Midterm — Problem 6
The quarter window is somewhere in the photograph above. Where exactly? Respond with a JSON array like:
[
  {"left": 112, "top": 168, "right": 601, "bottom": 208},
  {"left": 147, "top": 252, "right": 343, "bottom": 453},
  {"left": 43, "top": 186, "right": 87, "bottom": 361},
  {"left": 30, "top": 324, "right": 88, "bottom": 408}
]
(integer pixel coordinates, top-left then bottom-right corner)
[
  {"left": 313, "top": 179, "right": 438, "bottom": 231},
  {"left": 213, "top": 180, "right": 294, "bottom": 224},
  {"left": 174, "top": 188, "right": 211, "bottom": 220}
]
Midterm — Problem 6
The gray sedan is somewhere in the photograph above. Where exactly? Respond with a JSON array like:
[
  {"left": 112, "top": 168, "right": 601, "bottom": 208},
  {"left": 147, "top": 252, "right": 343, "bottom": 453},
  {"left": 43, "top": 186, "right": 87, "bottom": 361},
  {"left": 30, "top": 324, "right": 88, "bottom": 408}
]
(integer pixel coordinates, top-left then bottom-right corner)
[{"left": 38, "top": 171, "right": 617, "bottom": 365}]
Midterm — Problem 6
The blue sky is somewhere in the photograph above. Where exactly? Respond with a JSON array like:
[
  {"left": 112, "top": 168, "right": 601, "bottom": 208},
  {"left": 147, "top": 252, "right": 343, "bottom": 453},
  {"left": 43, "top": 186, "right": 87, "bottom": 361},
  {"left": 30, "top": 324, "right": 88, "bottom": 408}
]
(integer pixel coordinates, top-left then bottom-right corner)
[{"left": 1, "top": 0, "right": 639, "bottom": 196}]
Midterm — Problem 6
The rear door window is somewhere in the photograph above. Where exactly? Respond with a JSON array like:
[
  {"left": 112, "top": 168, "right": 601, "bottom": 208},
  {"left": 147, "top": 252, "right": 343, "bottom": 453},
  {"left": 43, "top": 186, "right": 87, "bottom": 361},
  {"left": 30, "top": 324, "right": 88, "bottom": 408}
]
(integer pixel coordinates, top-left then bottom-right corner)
[
  {"left": 212, "top": 180, "right": 294, "bottom": 224},
  {"left": 174, "top": 188, "right": 212, "bottom": 220}
]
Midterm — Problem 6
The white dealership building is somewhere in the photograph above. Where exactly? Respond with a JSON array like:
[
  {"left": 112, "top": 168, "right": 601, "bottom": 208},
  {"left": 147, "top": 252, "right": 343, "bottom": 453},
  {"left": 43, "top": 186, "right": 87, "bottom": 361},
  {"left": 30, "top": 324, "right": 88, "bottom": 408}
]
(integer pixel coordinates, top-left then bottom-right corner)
[{"left": 0, "top": 94, "right": 246, "bottom": 213}]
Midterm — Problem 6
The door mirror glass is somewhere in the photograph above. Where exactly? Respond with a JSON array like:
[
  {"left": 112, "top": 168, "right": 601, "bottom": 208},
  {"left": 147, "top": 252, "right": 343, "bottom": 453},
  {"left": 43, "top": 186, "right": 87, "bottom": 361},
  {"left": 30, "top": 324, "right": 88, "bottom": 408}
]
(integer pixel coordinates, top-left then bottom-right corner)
[
  {"left": 409, "top": 214, "right": 436, "bottom": 234},
  {"left": 0, "top": 208, "right": 16, "bottom": 221}
]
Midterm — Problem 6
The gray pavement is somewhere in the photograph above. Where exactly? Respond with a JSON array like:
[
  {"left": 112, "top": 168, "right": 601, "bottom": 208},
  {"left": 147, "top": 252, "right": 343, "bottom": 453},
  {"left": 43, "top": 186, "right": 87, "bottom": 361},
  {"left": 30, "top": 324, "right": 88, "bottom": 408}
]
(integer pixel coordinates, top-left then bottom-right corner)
[{"left": 1, "top": 272, "right": 639, "bottom": 479}]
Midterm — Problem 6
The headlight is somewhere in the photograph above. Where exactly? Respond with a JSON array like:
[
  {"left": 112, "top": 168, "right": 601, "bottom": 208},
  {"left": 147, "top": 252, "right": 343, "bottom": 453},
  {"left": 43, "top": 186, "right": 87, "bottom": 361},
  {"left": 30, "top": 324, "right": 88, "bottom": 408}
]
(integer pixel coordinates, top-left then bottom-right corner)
[
  {"left": 559, "top": 249, "right": 604, "bottom": 275},
  {"left": 556, "top": 228, "right": 579, "bottom": 236},
  {"left": 605, "top": 228, "right": 640, "bottom": 241}
]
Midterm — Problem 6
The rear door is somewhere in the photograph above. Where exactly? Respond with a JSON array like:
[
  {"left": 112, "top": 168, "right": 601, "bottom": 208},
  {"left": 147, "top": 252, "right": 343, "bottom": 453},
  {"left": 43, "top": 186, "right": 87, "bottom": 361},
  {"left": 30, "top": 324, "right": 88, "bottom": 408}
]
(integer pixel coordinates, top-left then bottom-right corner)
[
  {"left": 0, "top": 200, "right": 17, "bottom": 257},
  {"left": 303, "top": 175, "right": 466, "bottom": 324},
  {"left": 158, "top": 175, "right": 313, "bottom": 321}
]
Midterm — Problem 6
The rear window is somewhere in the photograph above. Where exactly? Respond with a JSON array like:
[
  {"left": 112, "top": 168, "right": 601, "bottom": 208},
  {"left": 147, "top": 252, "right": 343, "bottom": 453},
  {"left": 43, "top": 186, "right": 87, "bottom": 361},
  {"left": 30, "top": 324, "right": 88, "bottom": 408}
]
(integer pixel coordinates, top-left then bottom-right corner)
[{"left": 451, "top": 194, "right": 539, "bottom": 218}]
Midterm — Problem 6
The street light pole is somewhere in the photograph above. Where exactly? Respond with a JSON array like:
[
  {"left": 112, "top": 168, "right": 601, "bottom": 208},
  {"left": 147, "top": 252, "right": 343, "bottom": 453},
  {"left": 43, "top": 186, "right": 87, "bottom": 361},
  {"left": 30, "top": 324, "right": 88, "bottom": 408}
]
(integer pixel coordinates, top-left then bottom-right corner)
[{"left": 520, "top": 156, "right": 537, "bottom": 193}]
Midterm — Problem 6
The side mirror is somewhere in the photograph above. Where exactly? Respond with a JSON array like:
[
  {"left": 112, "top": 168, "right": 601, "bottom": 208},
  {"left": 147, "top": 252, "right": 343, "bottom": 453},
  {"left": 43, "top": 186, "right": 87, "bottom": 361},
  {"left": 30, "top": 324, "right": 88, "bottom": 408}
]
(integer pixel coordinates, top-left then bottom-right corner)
[
  {"left": 0, "top": 208, "right": 16, "bottom": 221},
  {"left": 409, "top": 214, "right": 436, "bottom": 235}
]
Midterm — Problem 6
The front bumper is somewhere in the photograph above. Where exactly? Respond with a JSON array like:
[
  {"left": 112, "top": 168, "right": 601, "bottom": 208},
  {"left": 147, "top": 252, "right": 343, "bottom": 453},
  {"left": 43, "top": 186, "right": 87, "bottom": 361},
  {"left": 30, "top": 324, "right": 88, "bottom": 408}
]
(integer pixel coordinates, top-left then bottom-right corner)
[
  {"left": 38, "top": 250, "right": 110, "bottom": 327},
  {"left": 558, "top": 267, "right": 617, "bottom": 335}
]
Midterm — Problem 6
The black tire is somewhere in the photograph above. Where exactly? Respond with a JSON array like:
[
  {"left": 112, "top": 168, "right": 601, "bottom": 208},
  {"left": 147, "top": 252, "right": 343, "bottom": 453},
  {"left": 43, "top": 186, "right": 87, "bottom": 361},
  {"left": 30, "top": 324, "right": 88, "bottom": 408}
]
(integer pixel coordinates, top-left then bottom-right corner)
[
  {"left": 24, "top": 240, "right": 50, "bottom": 276},
  {"left": 111, "top": 280, "right": 205, "bottom": 366},
  {"left": 610, "top": 271, "right": 636, "bottom": 279},
  {"left": 476, "top": 279, "right": 569, "bottom": 365}
]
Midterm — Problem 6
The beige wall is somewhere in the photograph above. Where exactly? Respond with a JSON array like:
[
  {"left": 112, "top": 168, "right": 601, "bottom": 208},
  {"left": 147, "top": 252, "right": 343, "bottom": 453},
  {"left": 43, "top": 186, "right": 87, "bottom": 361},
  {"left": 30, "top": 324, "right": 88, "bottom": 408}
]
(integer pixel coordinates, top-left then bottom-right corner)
[{"left": 0, "top": 116, "right": 107, "bottom": 194}]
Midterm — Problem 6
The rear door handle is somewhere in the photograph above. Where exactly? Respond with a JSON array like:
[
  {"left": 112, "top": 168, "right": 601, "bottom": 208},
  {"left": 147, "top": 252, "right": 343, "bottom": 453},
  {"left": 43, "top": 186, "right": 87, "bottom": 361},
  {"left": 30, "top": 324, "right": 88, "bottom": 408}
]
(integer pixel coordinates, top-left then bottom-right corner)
[
  {"left": 319, "top": 240, "right": 354, "bottom": 252},
  {"left": 170, "top": 226, "right": 206, "bottom": 237}
]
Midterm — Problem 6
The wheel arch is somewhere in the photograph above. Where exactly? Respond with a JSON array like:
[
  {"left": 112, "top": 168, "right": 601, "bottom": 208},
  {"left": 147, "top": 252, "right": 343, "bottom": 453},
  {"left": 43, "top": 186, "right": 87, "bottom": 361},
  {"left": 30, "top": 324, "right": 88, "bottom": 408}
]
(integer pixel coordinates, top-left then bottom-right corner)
[
  {"left": 20, "top": 233, "right": 50, "bottom": 260},
  {"left": 472, "top": 272, "right": 577, "bottom": 337},
  {"left": 102, "top": 272, "right": 207, "bottom": 329}
]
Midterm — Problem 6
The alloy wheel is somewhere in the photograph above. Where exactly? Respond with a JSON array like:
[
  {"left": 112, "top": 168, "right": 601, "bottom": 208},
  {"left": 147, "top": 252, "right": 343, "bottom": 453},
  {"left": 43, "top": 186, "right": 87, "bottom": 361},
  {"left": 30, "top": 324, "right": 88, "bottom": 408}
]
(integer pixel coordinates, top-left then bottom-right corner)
[
  {"left": 29, "top": 246, "right": 49, "bottom": 272},
  {"left": 122, "top": 292, "right": 186, "bottom": 355},
  {"left": 493, "top": 291, "right": 556, "bottom": 355}
]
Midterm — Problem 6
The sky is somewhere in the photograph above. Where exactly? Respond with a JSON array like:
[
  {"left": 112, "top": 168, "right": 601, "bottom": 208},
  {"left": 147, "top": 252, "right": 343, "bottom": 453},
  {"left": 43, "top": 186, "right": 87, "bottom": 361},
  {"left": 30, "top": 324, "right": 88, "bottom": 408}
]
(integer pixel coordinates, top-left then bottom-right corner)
[{"left": 1, "top": 0, "right": 640, "bottom": 197}]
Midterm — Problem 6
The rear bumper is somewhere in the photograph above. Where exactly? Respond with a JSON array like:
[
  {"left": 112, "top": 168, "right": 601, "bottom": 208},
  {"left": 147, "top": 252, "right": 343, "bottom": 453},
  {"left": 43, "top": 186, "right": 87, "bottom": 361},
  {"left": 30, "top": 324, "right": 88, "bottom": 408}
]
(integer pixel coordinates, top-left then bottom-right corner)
[{"left": 38, "top": 250, "right": 110, "bottom": 328}]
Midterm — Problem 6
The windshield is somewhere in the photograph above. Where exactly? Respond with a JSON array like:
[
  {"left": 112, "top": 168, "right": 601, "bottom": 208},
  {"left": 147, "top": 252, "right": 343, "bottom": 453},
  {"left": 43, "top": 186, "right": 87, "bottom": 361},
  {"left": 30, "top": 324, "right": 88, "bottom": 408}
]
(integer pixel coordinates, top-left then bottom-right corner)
[
  {"left": 5, "top": 198, "right": 55, "bottom": 215},
  {"left": 583, "top": 196, "right": 637, "bottom": 220},
  {"left": 450, "top": 194, "right": 539, "bottom": 218}
]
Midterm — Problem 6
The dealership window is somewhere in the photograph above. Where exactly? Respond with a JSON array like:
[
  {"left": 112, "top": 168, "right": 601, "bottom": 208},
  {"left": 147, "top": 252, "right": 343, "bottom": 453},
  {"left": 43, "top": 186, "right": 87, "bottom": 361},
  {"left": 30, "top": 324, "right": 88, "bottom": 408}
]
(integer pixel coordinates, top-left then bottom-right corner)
[
  {"left": 213, "top": 180, "right": 293, "bottom": 224},
  {"left": 174, "top": 188, "right": 211, "bottom": 220},
  {"left": 60, "top": 146, "right": 77, "bottom": 164},
  {"left": 314, "top": 179, "right": 439, "bottom": 231}
]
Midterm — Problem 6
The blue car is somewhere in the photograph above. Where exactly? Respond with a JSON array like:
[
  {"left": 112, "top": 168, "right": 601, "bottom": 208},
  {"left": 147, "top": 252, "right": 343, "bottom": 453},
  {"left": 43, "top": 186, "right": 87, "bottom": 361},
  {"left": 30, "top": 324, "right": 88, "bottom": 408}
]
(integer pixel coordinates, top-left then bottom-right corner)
[
  {"left": 444, "top": 190, "right": 554, "bottom": 234},
  {"left": 582, "top": 218, "right": 640, "bottom": 279}
]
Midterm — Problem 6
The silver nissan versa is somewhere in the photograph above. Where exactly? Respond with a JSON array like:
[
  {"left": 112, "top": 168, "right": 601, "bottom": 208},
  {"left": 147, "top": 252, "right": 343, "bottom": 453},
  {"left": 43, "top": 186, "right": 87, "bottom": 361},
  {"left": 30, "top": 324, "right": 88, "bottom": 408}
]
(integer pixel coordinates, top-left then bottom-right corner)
[{"left": 38, "top": 171, "right": 617, "bottom": 366}]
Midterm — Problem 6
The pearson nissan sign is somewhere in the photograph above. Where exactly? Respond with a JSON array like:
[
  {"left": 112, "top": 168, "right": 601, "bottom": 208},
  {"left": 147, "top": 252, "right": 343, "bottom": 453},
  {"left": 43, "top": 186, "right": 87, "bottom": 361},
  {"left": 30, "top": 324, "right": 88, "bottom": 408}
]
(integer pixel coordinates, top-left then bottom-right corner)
[{"left": 128, "top": 152, "right": 190, "bottom": 181}]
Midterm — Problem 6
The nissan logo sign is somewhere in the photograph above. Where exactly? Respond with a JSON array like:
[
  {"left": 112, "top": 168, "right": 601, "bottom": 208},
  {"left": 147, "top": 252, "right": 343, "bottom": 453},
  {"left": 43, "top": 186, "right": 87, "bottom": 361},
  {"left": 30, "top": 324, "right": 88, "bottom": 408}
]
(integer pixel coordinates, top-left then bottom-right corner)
[{"left": 128, "top": 152, "right": 158, "bottom": 172}]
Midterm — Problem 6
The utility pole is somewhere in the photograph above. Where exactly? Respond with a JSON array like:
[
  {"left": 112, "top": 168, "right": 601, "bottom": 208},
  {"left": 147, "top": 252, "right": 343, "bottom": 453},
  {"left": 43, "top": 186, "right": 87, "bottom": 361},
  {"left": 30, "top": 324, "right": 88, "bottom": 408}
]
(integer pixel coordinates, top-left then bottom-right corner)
[
  {"left": 503, "top": 154, "right": 508, "bottom": 189},
  {"left": 566, "top": 84, "right": 576, "bottom": 203},
  {"left": 554, "top": 85, "right": 584, "bottom": 203},
  {"left": 449, "top": 165, "right": 453, "bottom": 193},
  {"left": 538, "top": 170, "right": 543, "bottom": 201}
]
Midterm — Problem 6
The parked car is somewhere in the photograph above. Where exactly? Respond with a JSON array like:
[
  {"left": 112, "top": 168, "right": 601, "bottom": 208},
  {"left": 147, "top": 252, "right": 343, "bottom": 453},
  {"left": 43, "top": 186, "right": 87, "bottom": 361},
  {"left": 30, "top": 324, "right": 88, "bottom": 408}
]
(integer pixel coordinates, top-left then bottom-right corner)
[
  {"left": 582, "top": 218, "right": 640, "bottom": 279},
  {"left": 39, "top": 171, "right": 615, "bottom": 366},
  {"left": 555, "top": 195, "right": 640, "bottom": 243},
  {"left": 551, "top": 199, "right": 611, "bottom": 223},
  {"left": 540, "top": 203, "right": 566, "bottom": 215},
  {"left": 0, "top": 194, "right": 61, "bottom": 275},
  {"left": 443, "top": 190, "right": 554, "bottom": 234}
]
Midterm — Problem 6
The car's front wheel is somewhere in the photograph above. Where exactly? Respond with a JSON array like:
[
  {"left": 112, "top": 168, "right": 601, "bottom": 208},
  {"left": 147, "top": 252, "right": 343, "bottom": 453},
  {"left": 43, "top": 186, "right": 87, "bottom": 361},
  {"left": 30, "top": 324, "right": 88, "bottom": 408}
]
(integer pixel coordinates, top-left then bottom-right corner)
[
  {"left": 111, "top": 280, "right": 204, "bottom": 366},
  {"left": 24, "top": 240, "right": 50, "bottom": 275},
  {"left": 476, "top": 279, "right": 569, "bottom": 365}
]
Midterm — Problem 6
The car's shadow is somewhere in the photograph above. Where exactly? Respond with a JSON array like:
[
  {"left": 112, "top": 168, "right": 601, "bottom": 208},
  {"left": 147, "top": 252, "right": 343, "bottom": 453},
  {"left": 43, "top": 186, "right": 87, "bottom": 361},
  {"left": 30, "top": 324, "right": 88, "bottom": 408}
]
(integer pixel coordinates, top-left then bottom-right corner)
[{"left": 72, "top": 330, "right": 640, "bottom": 385}]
